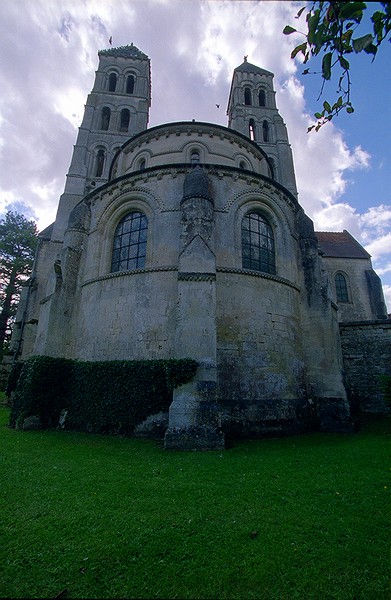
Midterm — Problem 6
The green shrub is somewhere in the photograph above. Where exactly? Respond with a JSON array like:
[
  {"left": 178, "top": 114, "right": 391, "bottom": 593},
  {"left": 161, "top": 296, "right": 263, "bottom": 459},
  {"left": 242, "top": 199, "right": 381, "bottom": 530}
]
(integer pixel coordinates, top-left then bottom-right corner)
[{"left": 9, "top": 356, "right": 197, "bottom": 434}]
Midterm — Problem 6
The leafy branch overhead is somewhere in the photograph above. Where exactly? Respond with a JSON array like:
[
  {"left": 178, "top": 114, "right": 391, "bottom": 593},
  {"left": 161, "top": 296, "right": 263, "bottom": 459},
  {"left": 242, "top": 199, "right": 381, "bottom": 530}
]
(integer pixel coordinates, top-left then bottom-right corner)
[{"left": 283, "top": 1, "right": 391, "bottom": 131}]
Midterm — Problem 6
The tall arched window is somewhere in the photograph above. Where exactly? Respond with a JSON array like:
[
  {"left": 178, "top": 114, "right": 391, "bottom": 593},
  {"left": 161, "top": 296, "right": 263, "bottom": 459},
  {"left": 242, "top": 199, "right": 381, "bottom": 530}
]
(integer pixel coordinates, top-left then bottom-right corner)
[
  {"left": 244, "top": 87, "right": 252, "bottom": 106},
  {"left": 120, "top": 109, "right": 130, "bottom": 132},
  {"left": 259, "top": 89, "right": 266, "bottom": 107},
  {"left": 111, "top": 211, "right": 148, "bottom": 272},
  {"left": 242, "top": 212, "right": 276, "bottom": 274},
  {"left": 95, "top": 148, "right": 105, "bottom": 177},
  {"left": 100, "top": 107, "right": 111, "bottom": 131},
  {"left": 249, "top": 119, "right": 256, "bottom": 141},
  {"left": 108, "top": 72, "right": 117, "bottom": 92},
  {"left": 262, "top": 120, "right": 270, "bottom": 142},
  {"left": 126, "top": 75, "right": 135, "bottom": 94},
  {"left": 335, "top": 273, "right": 349, "bottom": 302}
]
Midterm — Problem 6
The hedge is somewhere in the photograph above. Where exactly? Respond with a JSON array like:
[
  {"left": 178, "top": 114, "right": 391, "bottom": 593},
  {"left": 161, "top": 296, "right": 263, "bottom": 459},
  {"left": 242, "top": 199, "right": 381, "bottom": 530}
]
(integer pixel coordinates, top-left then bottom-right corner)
[{"left": 8, "top": 356, "right": 198, "bottom": 435}]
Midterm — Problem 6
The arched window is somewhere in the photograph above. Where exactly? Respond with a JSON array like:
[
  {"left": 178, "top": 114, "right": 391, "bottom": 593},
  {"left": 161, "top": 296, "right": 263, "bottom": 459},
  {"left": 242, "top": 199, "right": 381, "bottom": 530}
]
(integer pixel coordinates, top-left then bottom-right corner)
[
  {"left": 111, "top": 211, "right": 148, "bottom": 272},
  {"left": 108, "top": 72, "right": 117, "bottom": 92},
  {"left": 100, "top": 107, "right": 111, "bottom": 131},
  {"left": 242, "top": 212, "right": 276, "bottom": 274},
  {"left": 259, "top": 89, "right": 266, "bottom": 107},
  {"left": 95, "top": 148, "right": 105, "bottom": 177},
  {"left": 138, "top": 158, "right": 146, "bottom": 171},
  {"left": 239, "top": 161, "right": 246, "bottom": 170},
  {"left": 249, "top": 119, "right": 256, "bottom": 141},
  {"left": 120, "top": 109, "right": 130, "bottom": 132},
  {"left": 244, "top": 87, "right": 252, "bottom": 106},
  {"left": 335, "top": 273, "right": 349, "bottom": 302},
  {"left": 190, "top": 151, "right": 200, "bottom": 165},
  {"left": 126, "top": 75, "right": 135, "bottom": 94},
  {"left": 262, "top": 120, "right": 270, "bottom": 142}
]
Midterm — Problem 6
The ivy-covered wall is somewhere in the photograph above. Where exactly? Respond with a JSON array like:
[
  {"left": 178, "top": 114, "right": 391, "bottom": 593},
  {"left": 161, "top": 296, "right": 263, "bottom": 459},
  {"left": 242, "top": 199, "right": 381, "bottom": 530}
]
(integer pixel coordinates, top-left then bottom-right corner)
[{"left": 8, "top": 355, "right": 197, "bottom": 435}]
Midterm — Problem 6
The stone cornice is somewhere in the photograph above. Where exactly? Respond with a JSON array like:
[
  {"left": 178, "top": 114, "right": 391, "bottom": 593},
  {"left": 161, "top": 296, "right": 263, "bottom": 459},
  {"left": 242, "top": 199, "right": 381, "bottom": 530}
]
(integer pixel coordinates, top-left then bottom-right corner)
[
  {"left": 216, "top": 267, "right": 300, "bottom": 291},
  {"left": 81, "top": 266, "right": 177, "bottom": 287},
  {"left": 80, "top": 265, "right": 299, "bottom": 292},
  {"left": 85, "top": 163, "right": 298, "bottom": 212},
  {"left": 178, "top": 272, "right": 216, "bottom": 282}
]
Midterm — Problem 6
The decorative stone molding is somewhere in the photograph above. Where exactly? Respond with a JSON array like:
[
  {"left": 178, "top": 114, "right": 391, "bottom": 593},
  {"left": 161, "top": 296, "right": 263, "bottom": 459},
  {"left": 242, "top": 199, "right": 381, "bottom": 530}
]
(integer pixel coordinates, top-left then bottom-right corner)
[
  {"left": 216, "top": 267, "right": 300, "bottom": 291},
  {"left": 81, "top": 266, "right": 177, "bottom": 287},
  {"left": 178, "top": 272, "right": 216, "bottom": 282}
]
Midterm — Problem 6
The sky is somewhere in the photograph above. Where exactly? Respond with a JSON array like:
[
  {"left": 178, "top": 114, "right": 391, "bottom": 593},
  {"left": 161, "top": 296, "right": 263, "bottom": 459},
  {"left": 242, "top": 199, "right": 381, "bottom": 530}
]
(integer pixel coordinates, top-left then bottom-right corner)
[{"left": 0, "top": 0, "right": 390, "bottom": 309}]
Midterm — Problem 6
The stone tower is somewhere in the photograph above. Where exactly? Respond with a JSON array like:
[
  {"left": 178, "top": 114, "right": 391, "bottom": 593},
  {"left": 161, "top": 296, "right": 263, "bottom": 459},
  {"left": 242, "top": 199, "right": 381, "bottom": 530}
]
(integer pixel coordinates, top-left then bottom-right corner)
[
  {"left": 52, "top": 44, "right": 151, "bottom": 240},
  {"left": 227, "top": 57, "right": 297, "bottom": 196}
]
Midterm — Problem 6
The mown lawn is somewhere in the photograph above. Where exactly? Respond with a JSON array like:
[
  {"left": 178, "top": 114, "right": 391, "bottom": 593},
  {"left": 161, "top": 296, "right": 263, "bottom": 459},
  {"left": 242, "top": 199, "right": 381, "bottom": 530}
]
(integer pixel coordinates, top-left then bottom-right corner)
[{"left": 0, "top": 400, "right": 389, "bottom": 599}]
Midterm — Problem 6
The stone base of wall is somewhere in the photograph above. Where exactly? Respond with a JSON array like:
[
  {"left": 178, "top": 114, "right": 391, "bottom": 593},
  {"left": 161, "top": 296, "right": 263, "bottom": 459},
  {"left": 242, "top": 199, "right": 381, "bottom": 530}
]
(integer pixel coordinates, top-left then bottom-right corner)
[
  {"left": 219, "top": 396, "right": 353, "bottom": 440},
  {"left": 340, "top": 320, "right": 391, "bottom": 414}
]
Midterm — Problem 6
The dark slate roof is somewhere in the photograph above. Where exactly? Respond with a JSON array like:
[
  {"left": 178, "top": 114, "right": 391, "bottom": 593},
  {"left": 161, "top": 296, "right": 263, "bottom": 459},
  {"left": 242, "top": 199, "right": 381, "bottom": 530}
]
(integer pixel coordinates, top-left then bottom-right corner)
[
  {"left": 315, "top": 230, "right": 371, "bottom": 259},
  {"left": 98, "top": 44, "right": 148, "bottom": 59},
  {"left": 234, "top": 59, "right": 273, "bottom": 77}
]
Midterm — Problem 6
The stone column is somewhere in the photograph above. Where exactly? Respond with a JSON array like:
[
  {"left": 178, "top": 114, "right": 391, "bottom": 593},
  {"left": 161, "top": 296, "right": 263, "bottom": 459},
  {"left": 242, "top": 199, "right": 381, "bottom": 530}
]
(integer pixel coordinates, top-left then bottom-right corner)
[{"left": 164, "top": 167, "right": 224, "bottom": 450}]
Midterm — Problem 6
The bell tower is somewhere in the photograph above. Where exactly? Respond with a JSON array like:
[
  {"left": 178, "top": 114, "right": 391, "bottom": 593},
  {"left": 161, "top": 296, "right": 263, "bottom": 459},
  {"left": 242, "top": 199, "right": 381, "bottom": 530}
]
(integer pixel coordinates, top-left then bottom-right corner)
[
  {"left": 52, "top": 44, "right": 151, "bottom": 240},
  {"left": 227, "top": 57, "right": 297, "bottom": 197}
]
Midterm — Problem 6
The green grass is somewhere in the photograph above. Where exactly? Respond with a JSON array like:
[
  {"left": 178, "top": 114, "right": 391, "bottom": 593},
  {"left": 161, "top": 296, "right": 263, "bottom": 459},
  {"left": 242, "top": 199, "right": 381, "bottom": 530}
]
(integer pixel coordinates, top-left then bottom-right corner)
[{"left": 0, "top": 397, "right": 389, "bottom": 599}]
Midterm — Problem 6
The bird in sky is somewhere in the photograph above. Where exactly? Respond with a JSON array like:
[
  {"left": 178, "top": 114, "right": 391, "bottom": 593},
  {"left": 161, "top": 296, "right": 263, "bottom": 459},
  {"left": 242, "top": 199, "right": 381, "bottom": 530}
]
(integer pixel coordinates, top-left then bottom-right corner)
[
  {"left": 216, "top": 104, "right": 220, "bottom": 108},
  {"left": 109, "top": 36, "right": 112, "bottom": 45}
]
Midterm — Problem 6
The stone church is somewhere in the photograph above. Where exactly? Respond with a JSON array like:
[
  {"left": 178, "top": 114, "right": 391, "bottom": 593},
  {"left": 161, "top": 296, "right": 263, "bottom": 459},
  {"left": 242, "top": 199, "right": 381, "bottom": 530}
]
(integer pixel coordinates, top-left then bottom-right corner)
[{"left": 11, "top": 45, "right": 389, "bottom": 449}]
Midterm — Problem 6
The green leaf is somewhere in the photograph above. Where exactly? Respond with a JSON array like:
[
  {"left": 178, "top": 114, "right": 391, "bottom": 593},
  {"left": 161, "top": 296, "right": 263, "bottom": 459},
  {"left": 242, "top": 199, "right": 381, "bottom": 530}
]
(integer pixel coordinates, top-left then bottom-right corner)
[
  {"left": 364, "top": 44, "right": 378, "bottom": 58},
  {"left": 314, "top": 112, "right": 323, "bottom": 119},
  {"left": 307, "top": 10, "right": 321, "bottom": 45},
  {"left": 296, "top": 6, "right": 306, "bottom": 19},
  {"left": 339, "top": 2, "right": 366, "bottom": 23},
  {"left": 283, "top": 25, "right": 297, "bottom": 35},
  {"left": 322, "top": 52, "right": 332, "bottom": 80},
  {"left": 339, "top": 56, "right": 350, "bottom": 70},
  {"left": 323, "top": 100, "right": 332, "bottom": 113},
  {"left": 353, "top": 34, "right": 374, "bottom": 53},
  {"left": 346, "top": 106, "right": 355, "bottom": 113},
  {"left": 291, "top": 43, "right": 307, "bottom": 59}
]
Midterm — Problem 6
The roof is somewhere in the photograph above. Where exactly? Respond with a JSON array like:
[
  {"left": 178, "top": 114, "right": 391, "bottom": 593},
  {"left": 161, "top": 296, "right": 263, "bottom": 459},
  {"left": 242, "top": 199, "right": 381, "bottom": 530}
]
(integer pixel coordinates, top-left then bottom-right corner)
[
  {"left": 315, "top": 230, "right": 371, "bottom": 259},
  {"left": 38, "top": 223, "right": 53, "bottom": 240},
  {"left": 98, "top": 43, "right": 148, "bottom": 60},
  {"left": 234, "top": 59, "right": 273, "bottom": 77}
]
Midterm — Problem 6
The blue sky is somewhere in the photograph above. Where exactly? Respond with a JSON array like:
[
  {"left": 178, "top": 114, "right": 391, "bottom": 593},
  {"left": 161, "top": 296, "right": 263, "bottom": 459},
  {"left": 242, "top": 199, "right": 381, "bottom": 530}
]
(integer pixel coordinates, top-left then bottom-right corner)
[{"left": 0, "top": 0, "right": 390, "bottom": 308}]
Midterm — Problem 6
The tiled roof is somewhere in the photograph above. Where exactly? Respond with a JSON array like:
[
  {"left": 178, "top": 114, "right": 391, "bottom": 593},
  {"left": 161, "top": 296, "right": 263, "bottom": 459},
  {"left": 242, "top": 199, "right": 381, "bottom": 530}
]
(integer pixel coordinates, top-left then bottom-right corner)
[
  {"left": 234, "top": 60, "right": 273, "bottom": 77},
  {"left": 315, "top": 230, "right": 371, "bottom": 259},
  {"left": 99, "top": 44, "right": 148, "bottom": 59}
]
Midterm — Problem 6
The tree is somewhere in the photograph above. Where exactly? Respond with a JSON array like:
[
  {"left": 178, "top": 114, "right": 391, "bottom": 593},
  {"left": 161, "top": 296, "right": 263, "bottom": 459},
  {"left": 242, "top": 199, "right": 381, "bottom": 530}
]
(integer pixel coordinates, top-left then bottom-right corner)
[
  {"left": 283, "top": 1, "right": 391, "bottom": 131},
  {"left": 0, "top": 211, "right": 38, "bottom": 358}
]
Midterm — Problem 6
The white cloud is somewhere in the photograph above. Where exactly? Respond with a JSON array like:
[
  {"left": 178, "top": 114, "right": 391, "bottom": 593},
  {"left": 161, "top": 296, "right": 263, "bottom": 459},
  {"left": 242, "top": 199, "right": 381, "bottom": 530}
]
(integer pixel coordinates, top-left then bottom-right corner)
[
  {"left": 365, "top": 233, "right": 391, "bottom": 260},
  {"left": 382, "top": 285, "right": 391, "bottom": 314}
]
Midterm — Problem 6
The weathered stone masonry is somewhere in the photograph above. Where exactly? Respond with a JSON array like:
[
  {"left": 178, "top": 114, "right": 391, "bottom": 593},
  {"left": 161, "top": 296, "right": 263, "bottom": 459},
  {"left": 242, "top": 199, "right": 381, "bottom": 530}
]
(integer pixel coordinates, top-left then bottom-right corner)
[
  {"left": 9, "top": 45, "right": 389, "bottom": 449},
  {"left": 340, "top": 320, "right": 391, "bottom": 413}
]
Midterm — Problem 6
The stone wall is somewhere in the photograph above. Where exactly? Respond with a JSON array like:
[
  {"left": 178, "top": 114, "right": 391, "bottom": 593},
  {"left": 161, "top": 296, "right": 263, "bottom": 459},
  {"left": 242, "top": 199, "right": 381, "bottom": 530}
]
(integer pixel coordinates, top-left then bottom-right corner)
[{"left": 340, "top": 320, "right": 391, "bottom": 413}]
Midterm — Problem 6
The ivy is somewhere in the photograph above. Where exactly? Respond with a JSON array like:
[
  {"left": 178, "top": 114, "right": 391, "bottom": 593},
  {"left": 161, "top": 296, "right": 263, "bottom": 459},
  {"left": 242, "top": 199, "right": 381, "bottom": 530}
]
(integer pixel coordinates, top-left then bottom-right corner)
[{"left": 8, "top": 356, "right": 198, "bottom": 435}]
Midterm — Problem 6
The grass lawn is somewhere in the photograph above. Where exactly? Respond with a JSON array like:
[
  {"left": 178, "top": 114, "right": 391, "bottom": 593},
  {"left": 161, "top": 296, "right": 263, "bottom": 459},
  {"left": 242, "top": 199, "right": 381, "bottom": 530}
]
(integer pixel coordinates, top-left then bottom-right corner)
[{"left": 0, "top": 398, "right": 389, "bottom": 599}]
